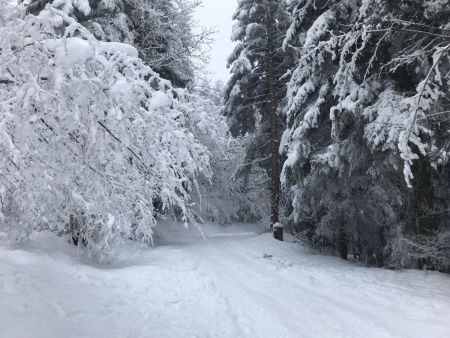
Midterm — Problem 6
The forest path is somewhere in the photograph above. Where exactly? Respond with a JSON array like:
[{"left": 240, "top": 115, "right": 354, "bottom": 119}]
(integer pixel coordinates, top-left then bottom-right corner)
[{"left": 0, "top": 225, "right": 450, "bottom": 338}]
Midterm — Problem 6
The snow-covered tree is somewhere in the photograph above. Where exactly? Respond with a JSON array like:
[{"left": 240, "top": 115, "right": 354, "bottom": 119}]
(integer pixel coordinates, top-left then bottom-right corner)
[
  {"left": 225, "top": 0, "right": 293, "bottom": 237},
  {"left": 130, "top": 0, "right": 213, "bottom": 88},
  {"left": 23, "top": 0, "right": 211, "bottom": 87},
  {"left": 0, "top": 2, "right": 210, "bottom": 260},
  {"left": 280, "top": 0, "right": 450, "bottom": 269},
  {"left": 187, "top": 79, "right": 270, "bottom": 225}
]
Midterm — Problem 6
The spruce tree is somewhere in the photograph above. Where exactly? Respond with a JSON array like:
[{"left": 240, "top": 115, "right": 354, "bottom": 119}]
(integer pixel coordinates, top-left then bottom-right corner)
[
  {"left": 280, "top": 0, "right": 450, "bottom": 268},
  {"left": 225, "top": 0, "right": 292, "bottom": 239}
]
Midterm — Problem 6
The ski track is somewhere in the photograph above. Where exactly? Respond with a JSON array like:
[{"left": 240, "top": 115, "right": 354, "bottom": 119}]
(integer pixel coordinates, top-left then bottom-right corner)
[{"left": 0, "top": 228, "right": 449, "bottom": 338}]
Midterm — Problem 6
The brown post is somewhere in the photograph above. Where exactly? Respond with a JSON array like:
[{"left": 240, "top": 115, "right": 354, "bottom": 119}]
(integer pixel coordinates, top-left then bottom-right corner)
[{"left": 273, "top": 222, "right": 283, "bottom": 241}]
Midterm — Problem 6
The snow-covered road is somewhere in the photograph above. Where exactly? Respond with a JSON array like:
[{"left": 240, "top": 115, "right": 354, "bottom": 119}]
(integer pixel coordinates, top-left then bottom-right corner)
[{"left": 1, "top": 225, "right": 450, "bottom": 338}]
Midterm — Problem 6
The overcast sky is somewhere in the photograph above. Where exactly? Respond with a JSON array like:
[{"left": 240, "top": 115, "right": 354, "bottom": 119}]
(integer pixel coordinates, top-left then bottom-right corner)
[{"left": 194, "top": 0, "right": 237, "bottom": 83}]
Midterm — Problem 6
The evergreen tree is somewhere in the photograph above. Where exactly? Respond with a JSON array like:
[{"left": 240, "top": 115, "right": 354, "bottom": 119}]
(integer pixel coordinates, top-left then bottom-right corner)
[
  {"left": 280, "top": 0, "right": 450, "bottom": 269},
  {"left": 225, "top": 0, "right": 293, "bottom": 238}
]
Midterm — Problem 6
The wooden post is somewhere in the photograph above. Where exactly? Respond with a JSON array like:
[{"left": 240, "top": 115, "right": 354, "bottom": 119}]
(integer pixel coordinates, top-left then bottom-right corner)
[{"left": 273, "top": 222, "right": 283, "bottom": 241}]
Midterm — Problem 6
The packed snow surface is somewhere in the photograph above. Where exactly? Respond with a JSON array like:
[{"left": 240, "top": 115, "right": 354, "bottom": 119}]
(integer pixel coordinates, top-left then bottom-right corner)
[{"left": 1, "top": 223, "right": 450, "bottom": 338}]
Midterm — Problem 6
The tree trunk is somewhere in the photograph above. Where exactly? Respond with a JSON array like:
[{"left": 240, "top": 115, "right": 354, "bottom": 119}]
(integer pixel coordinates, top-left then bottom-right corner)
[
  {"left": 412, "top": 154, "right": 435, "bottom": 235},
  {"left": 412, "top": 152, "right": 436, "bottom": 269},
  {"left": 267, "top": 17, "right": 282, "bottom": 241},
  {"left": 337, "top": 221, "right": 348, "bottom": 260}
]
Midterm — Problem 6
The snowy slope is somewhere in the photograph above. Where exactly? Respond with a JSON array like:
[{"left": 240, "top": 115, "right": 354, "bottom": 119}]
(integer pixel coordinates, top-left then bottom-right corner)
[{"left": 0, "top": 225, "right": 449, "bottom": 338}]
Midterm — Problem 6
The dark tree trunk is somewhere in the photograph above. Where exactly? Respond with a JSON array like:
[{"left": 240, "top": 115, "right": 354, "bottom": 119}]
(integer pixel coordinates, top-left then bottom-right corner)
[
  {"left": 412, "top": 153, "right": 436, "bottom": 269},
  {"left": 412, "top": 154, "right": 435, "bottom": 236},
  {"left": 338, "top": 221, "right": 348, "bottom": 260},
  {"left": 267, "top": 18, "right": 282, "bottom": 241}
]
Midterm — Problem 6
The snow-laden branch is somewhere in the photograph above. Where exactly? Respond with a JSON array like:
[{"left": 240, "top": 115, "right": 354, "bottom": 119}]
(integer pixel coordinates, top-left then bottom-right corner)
[{"left": 0, "top": 4, "right": 211, "bottom": 260}]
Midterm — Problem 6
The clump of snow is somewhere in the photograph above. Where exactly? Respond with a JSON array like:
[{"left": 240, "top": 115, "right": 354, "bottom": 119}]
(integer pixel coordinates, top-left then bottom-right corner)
[
  {"left": 231, "top": 52, "right": 252, "bottom": 76},
  {"left": 150, "top": 91, "right": 172, "bottom": 111},
  {"left": 44, "top": 37, "right": 138, "bottom": 69},
  {"left": 52, "top": 0, "right": 92, "bottom": 15},
  {"left": 98, "top": 41, "right": 138, "bottom": 58},
  {"left": 45, "top": 38, "right": 93, "bottom": 68},
  {"left": 303, "top": 10, "right": 335, "bottom": 48},
  {"left": 98, "top": 0, "right": 121, "bottom": 11}
]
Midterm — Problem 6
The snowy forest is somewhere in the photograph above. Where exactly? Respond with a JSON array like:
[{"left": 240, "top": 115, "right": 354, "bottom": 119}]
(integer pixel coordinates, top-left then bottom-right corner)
[{"left": 1, "top": 0, "right": 450, "bottom": 337}]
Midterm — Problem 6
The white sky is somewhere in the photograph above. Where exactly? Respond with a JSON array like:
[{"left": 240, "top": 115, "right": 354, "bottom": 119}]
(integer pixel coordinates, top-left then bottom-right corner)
[{"left": 195, "top": 0, "right": 237, "bottom": 82}]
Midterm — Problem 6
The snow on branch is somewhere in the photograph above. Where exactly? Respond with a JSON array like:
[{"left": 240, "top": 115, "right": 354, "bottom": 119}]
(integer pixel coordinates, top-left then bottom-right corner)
[{"left": 0, "top": 4, "right": 210, "bottom": 260}]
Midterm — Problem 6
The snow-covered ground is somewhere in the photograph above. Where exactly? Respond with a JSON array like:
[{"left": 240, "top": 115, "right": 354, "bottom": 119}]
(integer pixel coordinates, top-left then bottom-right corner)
[{"left": 1, "top": 223, "right": 450, "bottom": 338}]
